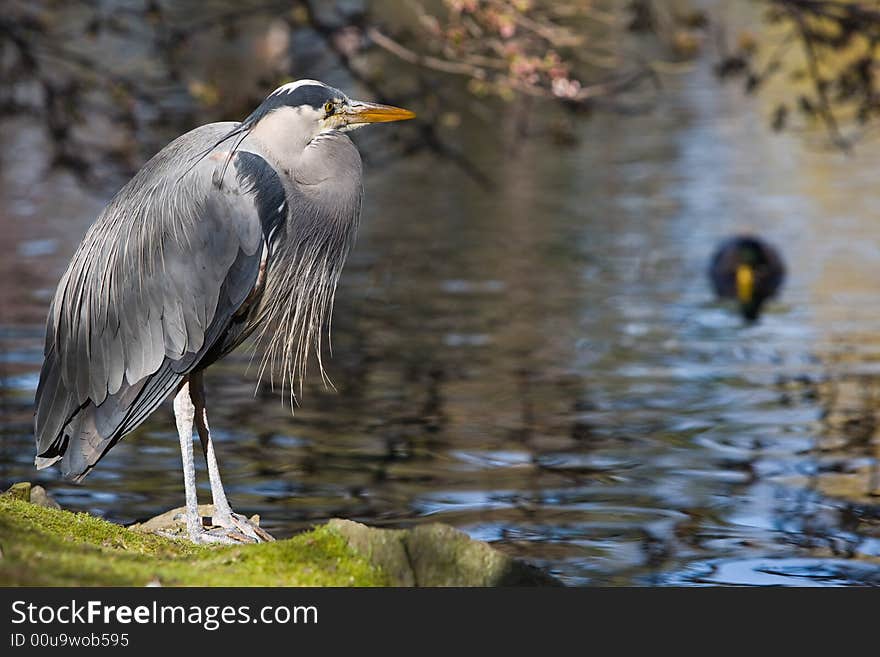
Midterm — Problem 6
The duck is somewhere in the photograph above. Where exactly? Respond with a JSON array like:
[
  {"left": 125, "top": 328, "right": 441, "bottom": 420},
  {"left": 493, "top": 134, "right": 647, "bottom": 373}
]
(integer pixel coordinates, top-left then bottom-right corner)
[{"left": 709, "top": 235, "right": 785, "bottom": 321}]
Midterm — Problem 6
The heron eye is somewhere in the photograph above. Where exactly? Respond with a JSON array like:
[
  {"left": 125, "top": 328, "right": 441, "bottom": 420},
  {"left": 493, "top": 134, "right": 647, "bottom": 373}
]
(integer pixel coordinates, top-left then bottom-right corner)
[{"left": 324, "top": 101, "right": 335, "bottom": 116}]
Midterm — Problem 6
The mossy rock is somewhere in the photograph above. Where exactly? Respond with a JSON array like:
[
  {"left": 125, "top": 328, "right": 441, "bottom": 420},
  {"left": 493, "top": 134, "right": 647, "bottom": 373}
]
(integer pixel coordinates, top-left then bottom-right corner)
[
  {"left": 0, "top": 484, "right": 561, "bottom": 587},
  {"left": 4, "top": 481, "right": 60, "bottom": 509},
  {"left": 0, "top": 489, "right": 387, "bottom": 586},
  {"left": 327, "top": 519, "right": 562, "bottom": 586}
]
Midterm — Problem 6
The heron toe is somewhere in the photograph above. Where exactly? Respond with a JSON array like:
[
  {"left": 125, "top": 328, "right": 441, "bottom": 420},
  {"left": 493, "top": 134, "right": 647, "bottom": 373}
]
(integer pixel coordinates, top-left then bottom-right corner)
[
  {"left": 189, "top": 526, "right": 259, "bottom": 545},
  {"left": 210, "top": 511, "right": 274, "bottom": 543}
]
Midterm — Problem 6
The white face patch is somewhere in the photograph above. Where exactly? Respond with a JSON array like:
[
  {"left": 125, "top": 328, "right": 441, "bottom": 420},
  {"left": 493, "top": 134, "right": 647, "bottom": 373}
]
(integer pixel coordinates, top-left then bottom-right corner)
[{"left": 249, "top": 105, "right": 329, "bottom": 163}]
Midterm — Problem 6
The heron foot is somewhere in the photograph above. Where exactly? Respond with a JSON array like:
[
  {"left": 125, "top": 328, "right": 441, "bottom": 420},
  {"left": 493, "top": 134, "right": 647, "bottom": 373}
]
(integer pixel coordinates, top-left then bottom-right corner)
[
  {"left": 209, "top": 511, "right": 275, "bottom": 543},
  {"left": 153, "top": 526, "right": 252, "bottom": 545},
  {"left": 152, "top": 508, "right": 274, "bottom": 544},
  {"left": 187, "top": 525, "right": 261, "bottom": 545}
]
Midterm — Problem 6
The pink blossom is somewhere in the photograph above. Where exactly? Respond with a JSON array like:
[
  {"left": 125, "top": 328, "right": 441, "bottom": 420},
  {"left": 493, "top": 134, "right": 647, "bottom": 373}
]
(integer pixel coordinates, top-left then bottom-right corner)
[{"left": 552, "top": 77, "right": 582, "bottom": 98}]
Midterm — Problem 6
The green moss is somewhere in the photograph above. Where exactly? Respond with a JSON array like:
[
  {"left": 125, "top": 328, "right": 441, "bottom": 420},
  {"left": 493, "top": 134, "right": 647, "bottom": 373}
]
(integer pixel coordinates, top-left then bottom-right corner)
[{"left": 0, "top": 494, "right": 389, "bottom": 586}]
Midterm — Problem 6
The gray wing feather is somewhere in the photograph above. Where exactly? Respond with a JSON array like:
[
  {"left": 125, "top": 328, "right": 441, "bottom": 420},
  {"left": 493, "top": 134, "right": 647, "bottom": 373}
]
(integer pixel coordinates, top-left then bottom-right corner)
[{"left": 34, "top": 124, "right": 278, "bottom": 480}]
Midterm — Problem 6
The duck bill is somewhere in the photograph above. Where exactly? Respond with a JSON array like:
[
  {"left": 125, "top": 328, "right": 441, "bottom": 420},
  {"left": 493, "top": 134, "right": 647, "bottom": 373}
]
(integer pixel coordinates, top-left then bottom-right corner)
[
  {"left": 346, "top": 101, "right": 416, "bottom": 124},
  {"left": 735, "top": 264, "right": 755, "bottom": 304}
]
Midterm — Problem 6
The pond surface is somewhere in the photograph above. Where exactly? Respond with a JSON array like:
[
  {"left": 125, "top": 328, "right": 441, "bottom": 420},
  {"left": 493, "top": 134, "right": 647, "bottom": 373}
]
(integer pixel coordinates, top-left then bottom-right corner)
[{"left": 2, "top": 26, "right": 880, "bottom": 586}]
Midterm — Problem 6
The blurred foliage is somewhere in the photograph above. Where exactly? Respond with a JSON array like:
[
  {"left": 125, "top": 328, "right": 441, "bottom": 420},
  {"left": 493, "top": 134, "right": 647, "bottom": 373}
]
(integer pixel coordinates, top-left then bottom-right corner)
[
  {"left": 3, "top": 0, "right": 879, "bottom": 186},
  {"left": 0, "top": 0, "right": 694, "bottom": 185},
  {"left": 367, "top": 1, "right": 659, "bottom": 103},
  {"left": 716, "top": 0, "right": 880, "bottom": 150}
]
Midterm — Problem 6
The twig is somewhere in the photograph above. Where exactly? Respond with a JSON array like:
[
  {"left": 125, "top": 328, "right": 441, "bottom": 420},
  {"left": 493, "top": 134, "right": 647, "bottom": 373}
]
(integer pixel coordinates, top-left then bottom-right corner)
[
  {"left": 297, "top": 0, "right": 495, "bottom": 189},
  {"left": 367, "top": 27, "right": 489, "bottom": 78},
  {"left": 785, "top": 3, "right": 851, "bottom": 151}
]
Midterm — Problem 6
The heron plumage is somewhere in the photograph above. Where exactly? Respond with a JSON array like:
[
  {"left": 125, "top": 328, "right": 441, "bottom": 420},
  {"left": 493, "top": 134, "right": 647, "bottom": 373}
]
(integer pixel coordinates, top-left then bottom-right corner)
[
  {"left": 32, "top": 79, "right": 414, "bottom": 544},
  {"left": 34, "top": 119, "right": 362, "bottom": 480}
]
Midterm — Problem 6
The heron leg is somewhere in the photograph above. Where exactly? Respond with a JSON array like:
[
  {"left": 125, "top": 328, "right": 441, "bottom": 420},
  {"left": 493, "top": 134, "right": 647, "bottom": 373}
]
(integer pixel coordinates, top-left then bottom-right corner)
[
  {"left": 190, "top": 371, "right": 273, "bottom": 543},
  {"left": 189, "top": 372, "right": 233, "bottom": 518},
  {"left": 173, "top": 380, "right": 205, "bottom": 540},
  {"left": 174, "top": 379, "right": 261, "bottom": 545}
]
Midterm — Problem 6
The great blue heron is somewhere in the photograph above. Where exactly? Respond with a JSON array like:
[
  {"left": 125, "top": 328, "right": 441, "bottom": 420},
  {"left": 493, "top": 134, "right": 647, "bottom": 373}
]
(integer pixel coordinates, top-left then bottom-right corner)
[
  {"left": 33, "top": 79, "right": 414, "bottom": 544},
  {"left": 709, "top": 235, "right": 785, "bottom": 321}
]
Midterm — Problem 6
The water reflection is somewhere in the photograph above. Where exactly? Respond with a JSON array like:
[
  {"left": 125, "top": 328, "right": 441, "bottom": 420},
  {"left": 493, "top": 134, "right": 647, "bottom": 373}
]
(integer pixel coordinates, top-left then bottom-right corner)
[{"left": 2, "top": 21, "right": 880, "bottom": 585}]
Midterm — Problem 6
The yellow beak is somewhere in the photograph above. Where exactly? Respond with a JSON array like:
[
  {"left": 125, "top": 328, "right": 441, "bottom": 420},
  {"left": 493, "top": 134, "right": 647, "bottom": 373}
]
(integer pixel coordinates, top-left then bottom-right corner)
[
  {"left": 346, "top": 101, "right": 416, "bottom": 124},
  {"left": 736, "top": 264, "right": 755, "bottom": 304}
]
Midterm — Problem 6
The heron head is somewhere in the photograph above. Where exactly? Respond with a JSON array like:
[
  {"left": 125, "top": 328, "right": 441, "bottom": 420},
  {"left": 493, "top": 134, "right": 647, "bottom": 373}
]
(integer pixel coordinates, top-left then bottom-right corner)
[
  {"left": 244, "top": 80, "right": 415, "bottom": 149},
  {"left": 196, "top": 80, "right": 414, "bottom": 188}
]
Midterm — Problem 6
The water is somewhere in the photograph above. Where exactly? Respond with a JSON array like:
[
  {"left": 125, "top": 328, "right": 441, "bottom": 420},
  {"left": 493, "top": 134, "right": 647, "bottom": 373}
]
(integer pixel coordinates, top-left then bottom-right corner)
[{"left": 2, "top": 20, "right": 880, "bottom": 586}]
